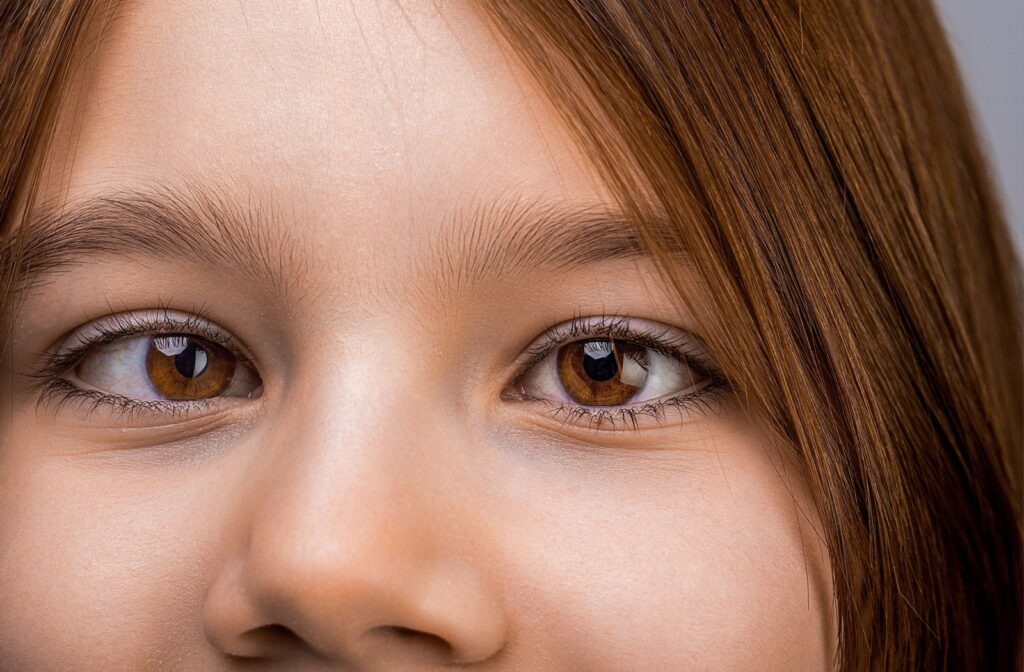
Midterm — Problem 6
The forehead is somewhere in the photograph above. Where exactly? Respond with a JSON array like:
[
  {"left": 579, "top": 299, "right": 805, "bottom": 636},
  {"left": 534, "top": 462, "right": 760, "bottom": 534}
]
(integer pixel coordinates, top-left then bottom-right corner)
[{"left": 41, "top": 0, "right": 608, "bottom": 233}]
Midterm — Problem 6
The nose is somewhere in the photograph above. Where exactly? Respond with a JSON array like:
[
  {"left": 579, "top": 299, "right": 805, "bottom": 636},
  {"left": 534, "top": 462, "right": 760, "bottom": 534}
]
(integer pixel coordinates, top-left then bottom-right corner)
[{"left": 202, "top": 398, "right": 507, "bottom": 666}]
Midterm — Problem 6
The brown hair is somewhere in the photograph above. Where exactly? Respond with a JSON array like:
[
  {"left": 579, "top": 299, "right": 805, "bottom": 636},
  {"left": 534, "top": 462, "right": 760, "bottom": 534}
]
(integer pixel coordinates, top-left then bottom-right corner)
[{"left": 3, "top": 1, "right": 1022, "bottom": 669}]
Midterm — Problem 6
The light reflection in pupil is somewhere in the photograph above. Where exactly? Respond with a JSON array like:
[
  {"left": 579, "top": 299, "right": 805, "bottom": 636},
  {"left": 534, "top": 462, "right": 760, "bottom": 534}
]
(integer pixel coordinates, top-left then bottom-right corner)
[
  {"left": 174, "top": 343, "right": 208, "bottom": 379},
  {"left": 582, "top": 340, "right": 618, "bottom": 382}
]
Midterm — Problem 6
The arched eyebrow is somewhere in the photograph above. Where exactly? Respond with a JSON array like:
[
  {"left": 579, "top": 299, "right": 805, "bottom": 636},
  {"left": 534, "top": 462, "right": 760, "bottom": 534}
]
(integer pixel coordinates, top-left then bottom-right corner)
[
  {"left": 8, "top": 184, "right": 297, "bottom": 296},
  {"left": 431, "top": 194, "right": 683, "bottom": 295},
  {"left": 5, "top": 184, "right": 684, "bottom": 298}
]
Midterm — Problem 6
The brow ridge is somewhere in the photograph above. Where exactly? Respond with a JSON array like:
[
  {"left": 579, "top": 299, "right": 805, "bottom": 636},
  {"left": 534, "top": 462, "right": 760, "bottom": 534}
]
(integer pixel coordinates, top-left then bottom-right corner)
[{"left": 5, "top": 185, "right": 682, "bottom": 302}]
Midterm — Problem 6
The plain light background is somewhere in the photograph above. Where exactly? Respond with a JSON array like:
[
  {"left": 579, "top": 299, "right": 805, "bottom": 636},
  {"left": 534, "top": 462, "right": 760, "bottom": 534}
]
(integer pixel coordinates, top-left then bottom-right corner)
[{"left": 934, "top": 0, "right": 1024, "bottom": 255}]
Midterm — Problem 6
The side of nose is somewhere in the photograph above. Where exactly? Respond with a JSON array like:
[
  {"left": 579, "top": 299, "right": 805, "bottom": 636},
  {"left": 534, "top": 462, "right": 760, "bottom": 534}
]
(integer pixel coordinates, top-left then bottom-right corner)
[{"left": 201, "top": 408, "right": 507, "bottom": 666}]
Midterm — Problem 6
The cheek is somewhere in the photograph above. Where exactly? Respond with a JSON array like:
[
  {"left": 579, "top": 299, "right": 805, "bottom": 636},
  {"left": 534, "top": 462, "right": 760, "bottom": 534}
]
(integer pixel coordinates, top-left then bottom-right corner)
[
  {"left": 498, "top": 431, "right": 833, "bottom": 671},
  {"left": 0, "top": 431, "right": 216, "bottom": 669},
  {"left": 0, "top": 422, "right": 833, "bottom": 670}
]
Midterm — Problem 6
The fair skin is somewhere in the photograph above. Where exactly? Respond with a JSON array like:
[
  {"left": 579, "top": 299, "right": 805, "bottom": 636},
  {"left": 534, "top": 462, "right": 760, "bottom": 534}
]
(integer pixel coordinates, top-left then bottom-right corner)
[{"left": 0, "top": 1, "right": 833, "bottom": 669}]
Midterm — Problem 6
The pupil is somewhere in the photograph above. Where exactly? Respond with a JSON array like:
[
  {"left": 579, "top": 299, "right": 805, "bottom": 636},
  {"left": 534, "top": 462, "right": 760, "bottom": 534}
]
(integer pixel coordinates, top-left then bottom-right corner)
[
  {"left": 174, "top": 342, "right": 209, "bottom": 379},
  {"left": 582, "top": 340, "right": 618, "bottom": 382}
]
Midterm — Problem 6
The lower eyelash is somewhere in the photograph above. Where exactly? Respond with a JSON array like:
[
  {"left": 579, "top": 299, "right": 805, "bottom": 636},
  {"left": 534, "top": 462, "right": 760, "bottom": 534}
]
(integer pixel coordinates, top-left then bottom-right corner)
[
  {"left": 26, "top": 308, "right": 260, "bottom": 420},
  {"left": 37, "top": 378, "right": 219, "bottom": 422},
  {"left": 525, "top": 376, "right": 731, "bottom": 432}
]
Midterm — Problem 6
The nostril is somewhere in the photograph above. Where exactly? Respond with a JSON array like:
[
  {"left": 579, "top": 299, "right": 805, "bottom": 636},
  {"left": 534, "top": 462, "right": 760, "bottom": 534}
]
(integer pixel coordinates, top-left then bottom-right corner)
[
  {"left": 228, "top": 623, "right": 305, "bottom": 659},
  {"left": 370, "top": 625, "right": 455, "bottom": 659}
]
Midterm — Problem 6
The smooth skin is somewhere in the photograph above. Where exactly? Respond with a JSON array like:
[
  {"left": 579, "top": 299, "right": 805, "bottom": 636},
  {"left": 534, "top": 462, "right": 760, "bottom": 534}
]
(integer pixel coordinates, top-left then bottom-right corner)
[{"left": 0, "top": 1, "right": 833, "bottom": 669}]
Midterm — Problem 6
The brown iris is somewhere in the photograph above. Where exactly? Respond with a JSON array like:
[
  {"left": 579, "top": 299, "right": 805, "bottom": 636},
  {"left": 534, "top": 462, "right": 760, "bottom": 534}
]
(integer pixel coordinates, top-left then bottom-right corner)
[
  {"left": 556, "top": 339, "right": 649, "bottom": 405},
  {"left": 145, "top": 335, "right": 236, "bottom": 400}
]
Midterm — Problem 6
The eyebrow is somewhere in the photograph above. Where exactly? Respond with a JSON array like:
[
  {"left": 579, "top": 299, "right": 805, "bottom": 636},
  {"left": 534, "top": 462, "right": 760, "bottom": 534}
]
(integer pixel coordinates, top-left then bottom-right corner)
[
  {"left": 6, "top": 184, "right": 683, "bottom": 298},
  {"left": 8, "top": 184, "right": 298, "bottom": 297},
  {"left": 432, "top": 193, "right": 684, "bottom": 295}
]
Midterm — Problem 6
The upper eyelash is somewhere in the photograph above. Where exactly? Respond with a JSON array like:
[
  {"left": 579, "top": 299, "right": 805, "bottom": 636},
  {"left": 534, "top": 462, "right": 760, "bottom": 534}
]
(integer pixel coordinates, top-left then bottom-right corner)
[
  {"left": 509, "top": 313, "right": 732, "bottom": 430},
  {"left": 515, "top": 313, "right": 717, "bottom": 380},
  {"left": 29, "top": 309, "right": 252, "bottom": 385},
  {"left": 30, "top": 311, "right": 729, "bottom": 427}
]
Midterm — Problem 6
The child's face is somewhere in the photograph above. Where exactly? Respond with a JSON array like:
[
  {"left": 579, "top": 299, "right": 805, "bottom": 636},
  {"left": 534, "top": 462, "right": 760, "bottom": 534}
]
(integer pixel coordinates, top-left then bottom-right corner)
[{"left": 0, "top": 1, "right": 833, "bottom": 669}]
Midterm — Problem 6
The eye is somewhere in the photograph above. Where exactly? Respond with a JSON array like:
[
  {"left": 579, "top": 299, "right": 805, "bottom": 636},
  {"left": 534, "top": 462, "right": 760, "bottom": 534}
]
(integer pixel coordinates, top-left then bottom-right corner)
[
  {"left": 34, "top": 309, "right": 267, "bottom": 413},
  {"left": 504, "top": 316, "right": 728, "bottom": 429},
  {"left": 516, "top": 336, "right": 707, "bottom": 407},
  {"left": 69, "top": 333, "right": 261, "bottom": 402}
]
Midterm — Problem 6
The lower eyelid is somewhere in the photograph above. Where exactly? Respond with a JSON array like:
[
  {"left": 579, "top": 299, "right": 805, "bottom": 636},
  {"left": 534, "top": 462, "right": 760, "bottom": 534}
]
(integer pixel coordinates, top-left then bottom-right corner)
[
  {"left": 33, "top": 339, "right": 261, "bottom": 422},
  {"left": 516, "top": 379, "right": 729, "bottom": 432},
  {"left": 37, "top": 378, "right": 239, "bottom": 424}
]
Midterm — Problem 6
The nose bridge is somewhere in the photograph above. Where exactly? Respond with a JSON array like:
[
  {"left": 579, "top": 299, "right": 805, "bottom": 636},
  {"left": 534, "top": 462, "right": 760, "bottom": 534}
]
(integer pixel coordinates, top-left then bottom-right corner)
[
  {"left": 202, "top": 353, "right": 506, "bottom": 662},
  {"left": 256, "top": 322, "right": 458, "bottom": 562}
]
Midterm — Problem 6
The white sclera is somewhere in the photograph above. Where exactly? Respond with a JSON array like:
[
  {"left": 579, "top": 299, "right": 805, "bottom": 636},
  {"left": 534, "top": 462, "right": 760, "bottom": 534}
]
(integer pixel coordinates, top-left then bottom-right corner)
[
  {"left": 72, "top": 334, "right": 261, "bottom": 401},
  {"left": 76, "top": 335, "right": 160, "bottom": 399},
  {"left": 521, "top": 340, "right": 696, "bottom": 406}
]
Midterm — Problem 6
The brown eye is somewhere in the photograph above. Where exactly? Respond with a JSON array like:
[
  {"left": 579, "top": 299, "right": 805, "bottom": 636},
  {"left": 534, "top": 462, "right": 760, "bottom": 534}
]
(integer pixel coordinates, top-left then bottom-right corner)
[
  {"left": 145, "top": 335, "right": 236, "bottom": 400},
  {"left": 557, "top": 339, "right": 650, "bottom": 406},
  {"left": 510, "top": 319, "right": 720, "bottom": 429}
]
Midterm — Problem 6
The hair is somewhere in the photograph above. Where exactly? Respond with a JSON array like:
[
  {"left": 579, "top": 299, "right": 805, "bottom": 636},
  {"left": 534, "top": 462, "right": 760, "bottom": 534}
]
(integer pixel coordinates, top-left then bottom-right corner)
[{"left": 3, "top": 1, "right": 1022, "bottom": 669}]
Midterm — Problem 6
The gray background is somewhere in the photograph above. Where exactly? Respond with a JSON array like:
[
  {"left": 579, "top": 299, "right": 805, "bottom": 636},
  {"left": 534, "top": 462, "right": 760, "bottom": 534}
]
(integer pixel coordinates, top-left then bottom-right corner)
[{"left": 934, "top": 0, "right": 1024, "bottom": 255}]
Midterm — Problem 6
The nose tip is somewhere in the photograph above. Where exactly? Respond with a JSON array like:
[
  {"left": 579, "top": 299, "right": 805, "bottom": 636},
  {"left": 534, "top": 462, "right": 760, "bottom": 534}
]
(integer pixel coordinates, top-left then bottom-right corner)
[
  {"left": 202, "top": 533, "right": 507, "bottom": 665},
  {"left": 201, "top": 385, "right": 508, "bottom": 666}
]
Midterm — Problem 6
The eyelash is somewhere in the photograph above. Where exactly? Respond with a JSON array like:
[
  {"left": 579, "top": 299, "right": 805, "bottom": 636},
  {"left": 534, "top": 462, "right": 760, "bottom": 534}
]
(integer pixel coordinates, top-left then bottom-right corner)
[
  {"left": 36, "top": 379, "right": 223, "bottom": 422},
  {"left": 509, "top": 314, "right": 732, "bottom": 431},
  {"left": 30, "top": 309, "right": 256, "bottom": 421},
  {"left": 29, "top": 311, "right": 731, "bottom": 429}
]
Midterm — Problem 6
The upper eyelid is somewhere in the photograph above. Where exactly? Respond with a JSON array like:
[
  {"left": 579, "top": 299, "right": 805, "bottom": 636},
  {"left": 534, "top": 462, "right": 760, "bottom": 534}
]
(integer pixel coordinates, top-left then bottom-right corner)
[
  {"left": 31, "top": 310, "right": 256, "bottom": 383},
  {"left": 39, "top": 312, "right": 696, "bottom": 375},
  {"left": 65, "top": 310, "right": 231, "bottom": 348},
  {"left": 516, "top": 315, "right": 697, "bottom": 370}
]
